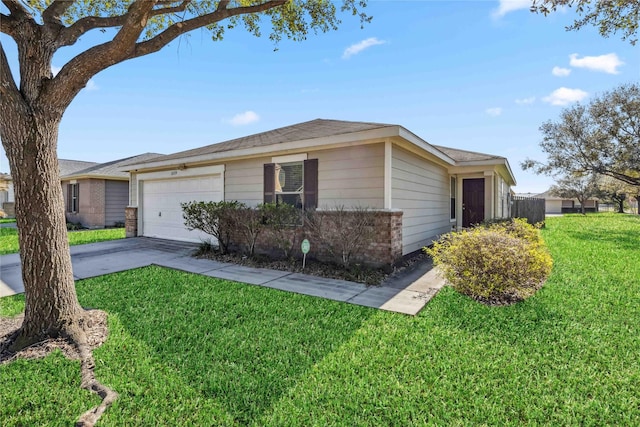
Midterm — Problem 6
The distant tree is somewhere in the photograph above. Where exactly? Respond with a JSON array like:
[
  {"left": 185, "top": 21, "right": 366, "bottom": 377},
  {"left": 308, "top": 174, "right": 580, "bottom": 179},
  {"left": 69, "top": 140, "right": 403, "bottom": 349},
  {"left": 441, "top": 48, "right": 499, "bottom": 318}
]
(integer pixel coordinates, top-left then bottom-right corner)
[
  {"left": 596, "top": 176, "right": 638, "bottom": 214},
  {"left": 549, "top": 174, "right": 600, "bottom": 215},
  {"left": 0, "top": 0, "right": 369, "bottom": 423},
  {"left": 522, "top": 83, "right": 640, "bottom": 188},
  {"left": 531, "top": 0, "right": 639, "bottom": 45}
]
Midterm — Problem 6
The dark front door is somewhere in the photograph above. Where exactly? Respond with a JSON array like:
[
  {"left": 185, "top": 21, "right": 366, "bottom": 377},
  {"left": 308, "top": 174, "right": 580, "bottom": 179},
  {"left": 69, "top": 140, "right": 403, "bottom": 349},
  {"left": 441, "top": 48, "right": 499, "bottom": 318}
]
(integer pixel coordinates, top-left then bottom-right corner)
[{"left": 463, "top": 178, "right": 485, "bottom": 227}]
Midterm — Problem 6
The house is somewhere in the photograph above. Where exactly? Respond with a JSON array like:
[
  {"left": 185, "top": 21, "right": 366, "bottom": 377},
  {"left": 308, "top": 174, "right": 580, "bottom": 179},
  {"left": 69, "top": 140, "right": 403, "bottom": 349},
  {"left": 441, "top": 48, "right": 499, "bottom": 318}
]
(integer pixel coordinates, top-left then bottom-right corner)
[
  {"left": 535, "top": 189, "right": 599, "bottom": 214},
  {"left": 122, "top": 119, "right": 516, "bottom": 265},
  {"left": 0, "top": 172, "right": 14, "bottom": 216},
  {"left": 61, "top": 154, "right": 161, "bottom": 228}
]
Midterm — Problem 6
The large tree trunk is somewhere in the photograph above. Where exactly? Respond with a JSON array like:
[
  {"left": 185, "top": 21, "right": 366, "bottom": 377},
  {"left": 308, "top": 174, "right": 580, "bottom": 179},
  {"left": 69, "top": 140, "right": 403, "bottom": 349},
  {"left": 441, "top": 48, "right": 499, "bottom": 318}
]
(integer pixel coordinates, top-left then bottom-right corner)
[{"left": 2, "top": 111, "right": 87, "bottom": 351}]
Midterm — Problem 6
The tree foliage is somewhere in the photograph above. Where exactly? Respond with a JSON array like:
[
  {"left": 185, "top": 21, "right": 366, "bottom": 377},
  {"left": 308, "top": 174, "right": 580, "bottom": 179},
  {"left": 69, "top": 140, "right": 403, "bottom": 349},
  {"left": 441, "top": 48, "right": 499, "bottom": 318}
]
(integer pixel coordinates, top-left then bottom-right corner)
[
  {"left": 596, "top": 175, "right": 638, "bottom": 213},
  {"left": 531, "top": 0, "right": 639, "bottom": 45},
  {"left": 522, "top": 83, "right": 640, "bottom": 187}
]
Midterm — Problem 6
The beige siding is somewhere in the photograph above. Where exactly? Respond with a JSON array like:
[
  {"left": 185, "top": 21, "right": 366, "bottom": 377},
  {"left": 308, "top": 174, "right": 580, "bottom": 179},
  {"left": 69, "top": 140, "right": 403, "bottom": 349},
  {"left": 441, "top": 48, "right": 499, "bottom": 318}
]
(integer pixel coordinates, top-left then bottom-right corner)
[
  {"left": 496, "top": 175, "right": 510, "bottom": 218},
  {"left": 314, "top": 143, "right": 384, "bottom": 209},
  {"left": 105, "top": 180, "right": 129, "bottom": 226},
  {"left": 224, "top": 156, "right": 270, "bottom": 206},
  {"left": 129, "top": 172, "right": 137, "bottom": 206},
  {"left": 392, "top": 146, "right": 451, "bottom": 254}
]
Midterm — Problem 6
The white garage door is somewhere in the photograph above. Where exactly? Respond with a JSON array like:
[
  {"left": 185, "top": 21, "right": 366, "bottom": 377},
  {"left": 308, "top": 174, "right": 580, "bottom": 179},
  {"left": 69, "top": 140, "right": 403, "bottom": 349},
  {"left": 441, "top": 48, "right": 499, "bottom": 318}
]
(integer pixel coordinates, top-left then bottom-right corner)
[{"left": 142, "top": 174, "right": 223, "bottom": 243}]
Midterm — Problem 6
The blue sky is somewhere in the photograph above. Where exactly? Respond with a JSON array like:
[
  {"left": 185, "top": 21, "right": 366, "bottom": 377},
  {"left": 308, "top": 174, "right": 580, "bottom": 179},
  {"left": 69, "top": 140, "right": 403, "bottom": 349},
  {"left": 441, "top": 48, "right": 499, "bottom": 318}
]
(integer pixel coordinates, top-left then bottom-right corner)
[{"left": 1, "top": 1, "right": 638, "bottom": 193}]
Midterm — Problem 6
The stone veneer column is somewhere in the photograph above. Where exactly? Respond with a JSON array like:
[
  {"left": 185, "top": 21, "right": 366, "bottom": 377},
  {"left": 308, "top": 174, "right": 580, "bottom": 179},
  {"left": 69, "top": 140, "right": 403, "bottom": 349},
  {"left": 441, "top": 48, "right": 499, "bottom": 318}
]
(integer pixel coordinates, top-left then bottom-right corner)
[{"left": 125, "top": 207, "right": 138, "bottom": 238}]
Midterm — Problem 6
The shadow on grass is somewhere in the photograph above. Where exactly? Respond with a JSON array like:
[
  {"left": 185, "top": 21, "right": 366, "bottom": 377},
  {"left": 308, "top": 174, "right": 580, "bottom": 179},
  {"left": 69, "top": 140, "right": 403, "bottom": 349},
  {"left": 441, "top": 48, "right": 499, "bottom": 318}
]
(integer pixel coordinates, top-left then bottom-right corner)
[{"left": 78, "top": 266, "right": 375, "bottom": 425}]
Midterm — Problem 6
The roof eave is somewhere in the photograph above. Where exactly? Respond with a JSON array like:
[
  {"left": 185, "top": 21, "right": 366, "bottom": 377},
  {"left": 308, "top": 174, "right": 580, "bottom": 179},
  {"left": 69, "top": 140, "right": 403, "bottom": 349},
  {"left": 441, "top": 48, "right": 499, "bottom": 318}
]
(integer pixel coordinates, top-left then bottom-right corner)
[
  {"left": 122, "top": 125, "right": 457, "bottom": 172},
  {"left": 60, "top": 174, "right": 129, "bottom": 181}
]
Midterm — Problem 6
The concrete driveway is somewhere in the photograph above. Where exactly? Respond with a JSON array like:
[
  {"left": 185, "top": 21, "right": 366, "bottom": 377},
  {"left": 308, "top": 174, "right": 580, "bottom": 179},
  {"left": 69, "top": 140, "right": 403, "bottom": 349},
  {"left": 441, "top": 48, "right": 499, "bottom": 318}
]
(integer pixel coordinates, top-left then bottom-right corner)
[{"left": 0, "top": 237, "right": 444, "bottom": 315}]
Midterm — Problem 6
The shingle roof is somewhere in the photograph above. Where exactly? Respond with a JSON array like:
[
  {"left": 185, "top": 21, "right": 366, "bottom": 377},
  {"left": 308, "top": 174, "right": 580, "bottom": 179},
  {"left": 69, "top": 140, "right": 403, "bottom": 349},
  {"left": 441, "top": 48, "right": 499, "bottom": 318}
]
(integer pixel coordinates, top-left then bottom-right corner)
[
  {"left": 132, "top": 119, "right": 395, "bottom": 165},
  {"left": 59, "top": 159, "right": 100, "bottom": 177},
  {"left": 432, "top": 145, "right": 504, "bottom": 162},
  {"left": 61, "top": 153, "right": 163, "bottom": 179}
]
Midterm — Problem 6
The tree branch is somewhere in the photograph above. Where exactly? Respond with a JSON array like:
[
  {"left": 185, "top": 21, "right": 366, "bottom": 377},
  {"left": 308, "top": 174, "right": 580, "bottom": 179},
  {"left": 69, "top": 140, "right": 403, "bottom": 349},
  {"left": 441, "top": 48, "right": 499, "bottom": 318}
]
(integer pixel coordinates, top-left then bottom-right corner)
[
  {"left": 0, "top": 41, "right": 19, "bottom": 99},
  {"left": 43, "top": 0, "right": 157, "bottom": 110},
  {"left": 133, "top": 0, "right": 287, "bottom": 58},
  {"left": 0, "top": 12, "right": 18, "bottom": 37},
  {"left": 57, "top": 0, "right": 191, "bottom": 47},
  {"left": 42, "top": 0, "right": 74, "bottom": 25},
  {"left": 1, "top": 0, "right": 32, "bottom": 18}
]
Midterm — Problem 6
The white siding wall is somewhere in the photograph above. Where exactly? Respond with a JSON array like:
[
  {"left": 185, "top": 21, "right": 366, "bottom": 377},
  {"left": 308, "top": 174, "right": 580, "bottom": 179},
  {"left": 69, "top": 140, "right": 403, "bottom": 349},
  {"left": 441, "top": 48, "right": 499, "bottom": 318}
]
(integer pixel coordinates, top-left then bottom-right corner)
[
  {"left": 129, "top": 172, "right": 137, "bottom": 206},
  {"left": 496, "top": 175, "right": 510, "bottom": 218},
  {"left": 225, "top": 156, "right": 270, "bottom": 206},
  {"left": 392, "top": 146, "right": 451, "bottom": 254},
  {"left": 105, "top": 180, "right": 129, "bottom": 226},
  {"left": 314, "top": 143, "right": 384, "bottom": 209}
]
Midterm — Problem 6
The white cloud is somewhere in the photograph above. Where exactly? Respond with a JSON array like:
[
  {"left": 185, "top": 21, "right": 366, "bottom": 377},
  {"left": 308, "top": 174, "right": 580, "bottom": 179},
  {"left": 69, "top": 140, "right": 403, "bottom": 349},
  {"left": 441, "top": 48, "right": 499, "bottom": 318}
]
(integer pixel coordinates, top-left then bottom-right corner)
[
  {"left": 342, "top": 37, "right": 386, "bottom": 59},
  {"left": 543, "top": 87, "right": 588, "bottom": 106},
  {"left": 569, "top": 53, "right": 624, "bottom": 74},
  {"left": 485, "top": 107, "right": 503, "bottom": 117},
  {"left": 492, "top": 0, "right": 531, "bottom": 18},
  {"left": 52, "top": 64, "right": 98, "bottom": 91},
  {"left": 552, "top": 66, "right": 571, "bottom": 77},
  {"left": 228, "top": 111, "right": 260, "bottom": 126},
  {"left": 85, "top": 80, "right": 99, "bottom": 91},
  {"left": 515, "top": 97, "right": 536, "bottom": 105}
]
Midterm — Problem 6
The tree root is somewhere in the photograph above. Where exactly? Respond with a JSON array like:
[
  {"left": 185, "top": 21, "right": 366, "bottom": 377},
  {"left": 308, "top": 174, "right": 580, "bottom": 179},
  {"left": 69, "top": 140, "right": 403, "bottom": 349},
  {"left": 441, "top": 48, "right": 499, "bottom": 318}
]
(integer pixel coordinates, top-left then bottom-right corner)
[
  {"left": 0, "top": 309, "right": 118, "bottom": 426},
  {"left": 75, "top": 339, "right": 119, "bottom": 427}
]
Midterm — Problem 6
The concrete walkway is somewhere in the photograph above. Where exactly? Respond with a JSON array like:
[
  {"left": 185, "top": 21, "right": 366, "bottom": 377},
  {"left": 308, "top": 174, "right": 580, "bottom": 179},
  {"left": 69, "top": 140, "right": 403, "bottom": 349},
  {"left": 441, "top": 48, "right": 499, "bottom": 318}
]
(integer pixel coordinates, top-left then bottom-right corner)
[{"left": 0, "top": 237, "right": 445, "bottom": 315}]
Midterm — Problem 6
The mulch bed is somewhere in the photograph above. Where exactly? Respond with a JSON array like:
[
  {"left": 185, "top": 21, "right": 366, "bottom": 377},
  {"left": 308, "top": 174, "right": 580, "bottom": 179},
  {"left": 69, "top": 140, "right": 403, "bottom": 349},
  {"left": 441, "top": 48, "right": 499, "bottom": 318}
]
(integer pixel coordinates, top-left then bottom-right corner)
[{"left": 198, "top": 249, "right": 432, "bottom": 286}]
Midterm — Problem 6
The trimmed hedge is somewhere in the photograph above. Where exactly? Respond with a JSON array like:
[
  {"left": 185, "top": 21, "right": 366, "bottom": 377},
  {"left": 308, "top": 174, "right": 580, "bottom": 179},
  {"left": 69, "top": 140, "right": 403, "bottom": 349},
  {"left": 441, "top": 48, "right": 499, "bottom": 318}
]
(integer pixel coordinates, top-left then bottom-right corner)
[{"left": 425, "top": 219, "right": 552, "bottom": 305}]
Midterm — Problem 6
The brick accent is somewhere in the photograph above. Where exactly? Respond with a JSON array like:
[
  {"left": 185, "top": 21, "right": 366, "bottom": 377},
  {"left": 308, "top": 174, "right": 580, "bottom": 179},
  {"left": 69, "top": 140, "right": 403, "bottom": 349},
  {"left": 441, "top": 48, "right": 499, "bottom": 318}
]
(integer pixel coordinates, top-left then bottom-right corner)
[
  {"left": 125, "top": 207, "right": 138, "bottom": 238},
  {"left": 63, "top": 178, "right": 106, "bottom": 228},
  {"left": 229, "top": 209, "right": 403, "bottom": 267}
]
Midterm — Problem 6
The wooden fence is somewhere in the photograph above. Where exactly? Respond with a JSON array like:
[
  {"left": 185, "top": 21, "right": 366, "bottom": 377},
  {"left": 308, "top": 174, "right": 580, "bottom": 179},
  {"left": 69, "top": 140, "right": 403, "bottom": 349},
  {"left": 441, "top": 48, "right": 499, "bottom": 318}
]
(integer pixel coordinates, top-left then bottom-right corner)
[{"left": 511, "top": 196, "right": 545, "bottom": 225}]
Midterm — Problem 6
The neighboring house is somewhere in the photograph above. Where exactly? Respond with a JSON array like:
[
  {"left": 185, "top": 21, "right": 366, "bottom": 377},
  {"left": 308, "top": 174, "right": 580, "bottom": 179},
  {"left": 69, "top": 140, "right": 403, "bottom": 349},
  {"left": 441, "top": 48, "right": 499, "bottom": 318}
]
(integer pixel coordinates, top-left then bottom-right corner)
[
  {"left": 61, "top": 154, "right": 162, "bottom": 228},
  {"left": 122, "top": 119, "right": 516, "bottom": 263},
  {"left": 0, "top": 172, "right": 15, "bottom": 217},
  {"left": 0, "top": 172, "right": 13, "bottom": 201},
  {"left": 536, "top": 189, "right": 599, "bottom": 214}
]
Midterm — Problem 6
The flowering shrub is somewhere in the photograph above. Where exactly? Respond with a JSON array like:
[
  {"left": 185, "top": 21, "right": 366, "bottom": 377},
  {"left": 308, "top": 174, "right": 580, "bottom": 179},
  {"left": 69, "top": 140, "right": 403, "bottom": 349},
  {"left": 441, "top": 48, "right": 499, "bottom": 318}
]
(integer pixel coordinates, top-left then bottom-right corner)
[{"left": 425, "top": 222, "right": 552, "bottom": 305}]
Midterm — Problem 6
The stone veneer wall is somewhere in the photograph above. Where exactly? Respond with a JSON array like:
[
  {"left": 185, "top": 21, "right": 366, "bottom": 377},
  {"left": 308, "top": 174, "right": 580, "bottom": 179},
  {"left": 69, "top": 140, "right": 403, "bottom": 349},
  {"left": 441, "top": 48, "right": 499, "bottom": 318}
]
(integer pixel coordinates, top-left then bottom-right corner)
[
  {"left": 230, "top": 209, "right": 403, "bottom": 268},
  {"left": 125, "top": 207, "right": 138, "bottom": 238}
]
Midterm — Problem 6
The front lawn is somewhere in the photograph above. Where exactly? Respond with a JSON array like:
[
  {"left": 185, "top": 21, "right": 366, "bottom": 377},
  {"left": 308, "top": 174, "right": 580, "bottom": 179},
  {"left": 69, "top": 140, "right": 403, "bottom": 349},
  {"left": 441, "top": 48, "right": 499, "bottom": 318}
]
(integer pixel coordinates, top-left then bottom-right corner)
[
  {"left": 1, "top": 213, "right": 638, "bottom": 425},
  {"left": 0, "top": 218, "right": 16, "bottom": 224},
  {"left": 0, "top": 227, "right": 125, "bottom": 255}
]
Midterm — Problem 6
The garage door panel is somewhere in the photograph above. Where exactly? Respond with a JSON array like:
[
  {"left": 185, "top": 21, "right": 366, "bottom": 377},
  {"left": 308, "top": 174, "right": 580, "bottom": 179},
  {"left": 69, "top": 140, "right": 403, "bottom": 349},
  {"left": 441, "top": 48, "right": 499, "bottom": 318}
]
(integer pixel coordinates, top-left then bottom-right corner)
[{"left": 142, "top": 175, "right": 223, "bottom": 243}]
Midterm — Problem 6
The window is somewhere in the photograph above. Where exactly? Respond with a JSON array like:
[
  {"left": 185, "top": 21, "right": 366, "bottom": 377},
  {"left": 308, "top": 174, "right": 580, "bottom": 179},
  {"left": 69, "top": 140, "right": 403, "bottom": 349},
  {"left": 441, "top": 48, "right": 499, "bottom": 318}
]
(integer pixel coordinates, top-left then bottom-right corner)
[
  {"left": 264, "top": 158, "right": 317, "bottom": 210},
  {"left": 68, "top": 183, "right": 79, "bottom": 213},
  {"left": 275, "top": 161, "right": 304, "bottom": 208},
  {"left": 450, "top": 177, "right": 456, "bottom": 220}
]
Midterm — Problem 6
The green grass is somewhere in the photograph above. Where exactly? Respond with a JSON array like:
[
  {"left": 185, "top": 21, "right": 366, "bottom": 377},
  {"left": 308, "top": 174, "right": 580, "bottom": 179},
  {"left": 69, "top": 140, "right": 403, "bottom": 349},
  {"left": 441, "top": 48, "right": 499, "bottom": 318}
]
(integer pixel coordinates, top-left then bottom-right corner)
[
  {"left": 0, "top": 218, "right": 16, "bottom": 223},
  {"left": 0, "top": 227, "right": 125, "bottom": 255},
  {"left": 1, "top": 213, "right": 639, "bottom": 425}
]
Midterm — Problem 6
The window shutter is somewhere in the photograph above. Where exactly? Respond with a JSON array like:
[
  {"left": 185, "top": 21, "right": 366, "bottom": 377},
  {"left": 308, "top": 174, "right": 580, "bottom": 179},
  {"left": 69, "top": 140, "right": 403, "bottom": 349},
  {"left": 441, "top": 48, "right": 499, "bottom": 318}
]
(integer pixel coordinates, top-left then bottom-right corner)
[
  {"left": 67, "top": 184, "right": 72, "bottom": 212},
  {"left": 303, "top": 158, "right": 318, "bottom": 210},
  {"left": 264, "top": 163, "right": 275, "bottom": 204}
]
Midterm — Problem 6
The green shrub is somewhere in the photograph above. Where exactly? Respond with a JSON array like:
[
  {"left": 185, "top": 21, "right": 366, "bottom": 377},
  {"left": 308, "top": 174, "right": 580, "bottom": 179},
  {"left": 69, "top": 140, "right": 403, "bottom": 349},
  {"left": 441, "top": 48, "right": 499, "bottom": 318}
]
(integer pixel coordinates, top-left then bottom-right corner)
[
  {"left": 260, "top": 203, "right": 301, "bottom": 258},
  {"left": 181, "top": 200, "right": 244, "bottom": 254},
  {"left": 425, "top": 224, "right": 553, "bottom": 305}
]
